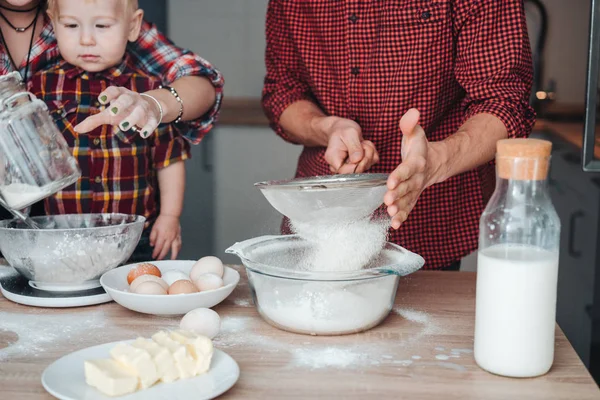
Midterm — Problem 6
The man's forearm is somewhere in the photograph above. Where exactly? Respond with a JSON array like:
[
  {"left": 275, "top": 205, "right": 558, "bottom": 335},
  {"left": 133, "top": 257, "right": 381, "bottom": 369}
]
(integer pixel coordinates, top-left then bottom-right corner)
[
  {"left": 427, "top": 113, "right": 508, "bottom": 186},
  {"left": 278, "top": 100, "right": 330, "bottom": 147}
]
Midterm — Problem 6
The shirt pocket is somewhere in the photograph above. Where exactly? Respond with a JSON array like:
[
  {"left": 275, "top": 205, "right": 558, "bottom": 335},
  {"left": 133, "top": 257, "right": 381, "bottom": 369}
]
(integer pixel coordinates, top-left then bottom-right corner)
[{"left": 377, "top": 2, "right": 450, "bottom": 76}]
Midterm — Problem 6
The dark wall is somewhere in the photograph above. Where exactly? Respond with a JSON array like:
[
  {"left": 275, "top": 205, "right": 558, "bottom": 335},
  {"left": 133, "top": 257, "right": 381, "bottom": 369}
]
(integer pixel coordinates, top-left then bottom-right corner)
[{"left": 138, "top": 0, "right": 168, "bottom": 34}]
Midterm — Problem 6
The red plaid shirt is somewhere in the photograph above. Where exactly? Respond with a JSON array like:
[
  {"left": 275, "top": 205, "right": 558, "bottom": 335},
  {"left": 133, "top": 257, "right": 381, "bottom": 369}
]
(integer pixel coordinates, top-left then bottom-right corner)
[
  {"left": 1, "top": 15, "right": 223, "bottom": 144},
  {"left": 28, "top": 57, "right": 191, "bottom": 227},
  {"left": 262, "top": 0, "right": 535, "bottom": 269}
]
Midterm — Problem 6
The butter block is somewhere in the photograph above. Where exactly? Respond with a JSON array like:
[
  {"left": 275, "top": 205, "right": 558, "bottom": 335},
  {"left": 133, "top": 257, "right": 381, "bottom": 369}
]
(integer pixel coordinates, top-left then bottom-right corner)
[
  {"left": 170, "top": 330, "right": 214, "bottom": 374},
  {"left": 84, "top": 359, "right": 138, "bottom": 397},
  {"left": 109, "top": 342, "right": 159, "bottom": 389},
  {"left": 152, "top": 331, "right": 197, "bottom": 379},
  {"left": 131, "top": 337, "right": 179, "bottom": 383}
]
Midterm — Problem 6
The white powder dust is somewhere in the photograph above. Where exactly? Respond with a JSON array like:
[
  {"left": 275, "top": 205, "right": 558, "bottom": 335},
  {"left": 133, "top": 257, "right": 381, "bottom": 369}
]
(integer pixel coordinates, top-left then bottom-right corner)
[
  {"left": 290, "top": 217, "right": 389, "bottom": 272},
  {"left": 233, "top": 298, "right": 251, "bottom": 307},
  {"left": 292, "top": 347, "right": 363, "bottom": 369},
  {"left": 436, "top": 354, "right": 450, "bottom": 360},
  {"left": 394, "top": 307, "right": 443, "bottom": 336},
  {"left": 0, "top": 310, "right": 128, "bottom": 361}
]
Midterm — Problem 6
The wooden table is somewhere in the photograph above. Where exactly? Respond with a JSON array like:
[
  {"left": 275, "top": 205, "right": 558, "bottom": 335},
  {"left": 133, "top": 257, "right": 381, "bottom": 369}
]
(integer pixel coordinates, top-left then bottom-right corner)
[{"left": 1, "top": 266, "right": 599, "bottom": 400}]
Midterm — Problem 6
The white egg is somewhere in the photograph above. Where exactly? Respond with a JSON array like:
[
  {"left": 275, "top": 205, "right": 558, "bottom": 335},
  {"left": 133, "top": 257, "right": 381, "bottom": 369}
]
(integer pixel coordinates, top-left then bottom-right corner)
[
  {"left": 130, "top": 274, "right": 168, "bottom": 292},
  {"left": 194, "top": 273, "right": 224, "bottom": 292},
  {"left": 161, "top": 270, "right": 192, "bottom": 286},
  {"left": 190, "top": 256, "right": 224, "bottom": 281},
  {"left": 134, "top": 281, "right": 167, "bottom": 295},
  {"left": 180, "top": 308, "right": 221, "bottom": 339}
]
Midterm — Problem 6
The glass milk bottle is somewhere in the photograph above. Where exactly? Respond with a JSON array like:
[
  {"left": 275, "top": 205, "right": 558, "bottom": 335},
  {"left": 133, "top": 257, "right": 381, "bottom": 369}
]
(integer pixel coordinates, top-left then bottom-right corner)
[{"left": 474, "top": 138, "right": 560, "bottom": 378}]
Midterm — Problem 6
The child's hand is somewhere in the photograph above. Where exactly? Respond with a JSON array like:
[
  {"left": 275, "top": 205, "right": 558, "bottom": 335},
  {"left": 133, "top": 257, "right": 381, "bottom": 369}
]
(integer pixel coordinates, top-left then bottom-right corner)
[
  {"left": 150, "top": 215, "right": 182, "bottom": 260},
  {"left": 73, "top": 86, "right": 163, "bottom": 138}
]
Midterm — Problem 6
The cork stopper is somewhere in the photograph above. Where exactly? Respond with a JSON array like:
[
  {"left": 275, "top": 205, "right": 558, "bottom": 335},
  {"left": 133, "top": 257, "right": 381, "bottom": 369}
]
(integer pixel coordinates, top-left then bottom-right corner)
[{"left": 496, "top": 138, "right": 552, "bottom": 180}]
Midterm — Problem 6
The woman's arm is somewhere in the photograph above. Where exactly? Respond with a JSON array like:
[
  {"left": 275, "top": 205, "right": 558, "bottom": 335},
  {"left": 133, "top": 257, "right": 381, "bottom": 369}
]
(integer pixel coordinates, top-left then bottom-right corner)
[
  {"left": 128, "top": 21, "right": 223, "bottom": 141},
  {"left": 74, "top": 20, "right": 223, "bottom": 144}
]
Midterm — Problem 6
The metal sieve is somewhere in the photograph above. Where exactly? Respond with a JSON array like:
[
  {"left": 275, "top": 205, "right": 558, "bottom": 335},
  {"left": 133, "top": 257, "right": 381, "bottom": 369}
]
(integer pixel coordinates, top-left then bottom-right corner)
[{"left": 254, "top": 173, "right": 389, "bottom": 223}]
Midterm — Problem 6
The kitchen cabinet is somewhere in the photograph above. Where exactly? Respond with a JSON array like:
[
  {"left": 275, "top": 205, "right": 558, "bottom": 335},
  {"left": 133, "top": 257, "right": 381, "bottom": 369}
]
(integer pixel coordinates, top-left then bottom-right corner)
[
  {"left": 210, "top": 126, "right": 302, "bottom": 263},
  {"left": 179, "top": 135, "right": 215, "bottom": 260}
]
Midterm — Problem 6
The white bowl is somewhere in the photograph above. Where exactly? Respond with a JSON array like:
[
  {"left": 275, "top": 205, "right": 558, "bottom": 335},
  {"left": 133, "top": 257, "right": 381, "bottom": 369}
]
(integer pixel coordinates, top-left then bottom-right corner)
[{"left": 100, "top": 260, "right": 239, "bottom": 316}]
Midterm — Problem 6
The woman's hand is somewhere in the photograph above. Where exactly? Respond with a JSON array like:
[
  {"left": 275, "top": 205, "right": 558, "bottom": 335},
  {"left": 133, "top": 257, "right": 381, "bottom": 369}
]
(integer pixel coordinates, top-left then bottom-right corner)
[{"left": 73, "top": 86, "right": 163, "bottom": 138}]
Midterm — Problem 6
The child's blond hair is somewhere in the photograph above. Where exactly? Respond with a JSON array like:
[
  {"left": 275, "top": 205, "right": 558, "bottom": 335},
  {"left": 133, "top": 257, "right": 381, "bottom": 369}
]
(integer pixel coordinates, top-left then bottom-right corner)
[{"left": 47, "top": 0, "right": 139, "bottom": 16}]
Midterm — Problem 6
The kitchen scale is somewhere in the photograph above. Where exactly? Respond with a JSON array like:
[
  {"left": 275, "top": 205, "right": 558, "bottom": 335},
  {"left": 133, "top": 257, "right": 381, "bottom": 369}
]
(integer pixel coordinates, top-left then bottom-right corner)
[{"left": 0, "top": 269, "right": 112, "bottom": 308}]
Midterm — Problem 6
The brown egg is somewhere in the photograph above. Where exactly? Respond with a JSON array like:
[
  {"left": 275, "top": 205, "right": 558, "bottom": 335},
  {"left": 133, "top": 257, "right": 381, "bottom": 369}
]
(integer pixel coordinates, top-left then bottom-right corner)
[
  {"left": 168, "top": 279, "right": 199, "bottom": 295},
  {"left": 127, "top": 263, "right": 161, "bottom": 285}
]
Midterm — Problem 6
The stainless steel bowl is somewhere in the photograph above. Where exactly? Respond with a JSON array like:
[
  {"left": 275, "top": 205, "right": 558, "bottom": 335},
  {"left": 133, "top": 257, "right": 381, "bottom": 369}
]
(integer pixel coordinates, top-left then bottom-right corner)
[
  {"left": 226, "top": 235, "right": 424, "bottom": 336},
  {"left": 0, "top": 213, "right": 145, "bottom": 291}
]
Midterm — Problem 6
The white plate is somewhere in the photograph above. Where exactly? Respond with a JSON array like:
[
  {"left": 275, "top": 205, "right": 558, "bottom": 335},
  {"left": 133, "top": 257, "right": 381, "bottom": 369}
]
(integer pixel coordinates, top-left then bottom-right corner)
[
  {"left": 41, "top": 341, "right": 240, "bottom": 400},
  {"left": 100, "top": 260, "right": 240, "bottom": 316}
]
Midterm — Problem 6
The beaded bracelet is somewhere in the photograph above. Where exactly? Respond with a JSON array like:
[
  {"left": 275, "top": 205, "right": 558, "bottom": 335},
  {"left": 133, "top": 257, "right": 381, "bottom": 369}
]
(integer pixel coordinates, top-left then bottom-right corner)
[{"left": 160, "top": 85, "right": 184, "bottom": 124}]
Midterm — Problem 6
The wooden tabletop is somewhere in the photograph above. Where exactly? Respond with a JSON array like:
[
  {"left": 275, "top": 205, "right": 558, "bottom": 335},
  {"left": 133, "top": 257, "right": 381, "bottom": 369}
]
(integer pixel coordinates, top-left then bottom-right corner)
[{"left": 1, "top": 266, "right": 599, "bottom": 400}]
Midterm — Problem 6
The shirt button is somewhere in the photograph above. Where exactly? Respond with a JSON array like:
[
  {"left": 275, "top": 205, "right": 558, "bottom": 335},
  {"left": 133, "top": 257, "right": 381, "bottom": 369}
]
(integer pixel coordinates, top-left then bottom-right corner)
[
  {"left": 351, "top": 67, "right": 360, "bottom": 75},
  {"left": 421, "top": 11, "right": 431, "bottom": 19},
  {"left": 93, "top": 138, "right": 100, "bottom": 145},
  {"left": 94, "top": 176, "right": 101, "bottom": 184},
  {"left": 349, "top": 14, "right": 358, "bottom": 23}
]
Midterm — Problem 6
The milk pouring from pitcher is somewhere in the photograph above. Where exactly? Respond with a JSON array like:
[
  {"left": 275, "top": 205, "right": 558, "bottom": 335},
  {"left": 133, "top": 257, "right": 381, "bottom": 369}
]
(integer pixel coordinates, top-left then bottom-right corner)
[{"left": 474, "top": 138, "right": 560, "bottom": 378}]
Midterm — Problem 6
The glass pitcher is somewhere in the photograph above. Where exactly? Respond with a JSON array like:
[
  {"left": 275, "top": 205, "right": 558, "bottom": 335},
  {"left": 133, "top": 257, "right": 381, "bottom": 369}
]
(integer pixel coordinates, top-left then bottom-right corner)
[
  {"left": 474, "top": 138, "right": 560, "bottom": 378},
  {"left": 0, "top": 71, "right": 25, "bottom": 100},
  {"left": 0, "top": 92, "right": 81, "bottom": 210}
]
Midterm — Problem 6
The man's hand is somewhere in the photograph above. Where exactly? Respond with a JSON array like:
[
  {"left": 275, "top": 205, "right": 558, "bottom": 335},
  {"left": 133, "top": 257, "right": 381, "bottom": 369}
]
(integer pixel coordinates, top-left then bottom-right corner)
[
  {"left": 314, "top": 116, "right": 380, "bottom": 174},
  {"left": 150, "top": 215, "right": 182, "bottom": 260},
  {"left": 384, "top": 109, "right": 439, "bottom": 229}
]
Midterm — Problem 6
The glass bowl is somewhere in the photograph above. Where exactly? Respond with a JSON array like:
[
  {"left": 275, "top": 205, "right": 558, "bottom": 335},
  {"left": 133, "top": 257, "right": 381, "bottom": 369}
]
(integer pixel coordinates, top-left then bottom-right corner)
[
  {"left": 226, "top": 235, "right": 424, "bottom": 336},
  {"left": 0, "top": 213, "right": 145, "bottom": 291}
]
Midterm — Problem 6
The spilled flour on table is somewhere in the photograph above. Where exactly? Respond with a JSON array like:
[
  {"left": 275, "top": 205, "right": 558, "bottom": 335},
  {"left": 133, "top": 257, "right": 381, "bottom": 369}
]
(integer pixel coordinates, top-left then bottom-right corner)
[
  {"left": 292, "top": 347, "right": 363, "bottom": 369},
  {"left": 213, "top": 307, "right": 469, "bottom": 372},
  {"left": 233, "top": 298, "right": 252, "bottom": 307},
  {"left": 0, "top": 310, "right": 129, "bottom": 361}
]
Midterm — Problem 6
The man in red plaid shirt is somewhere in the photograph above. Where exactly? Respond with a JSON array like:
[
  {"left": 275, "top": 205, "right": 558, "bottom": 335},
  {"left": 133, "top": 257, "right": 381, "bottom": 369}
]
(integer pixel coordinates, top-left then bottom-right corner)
[
  {"left": 262, "top": 1, "right": 536, "bottom": 270},
  {"left": 28, "top": 0, "right": 192, "bottom": 261}
]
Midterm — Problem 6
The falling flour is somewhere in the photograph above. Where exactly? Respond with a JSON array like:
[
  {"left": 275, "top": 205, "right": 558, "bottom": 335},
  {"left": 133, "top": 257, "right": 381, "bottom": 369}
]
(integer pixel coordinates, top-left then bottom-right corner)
[{"left": 290, "top": 217, "right": 389, "bottom": 272}]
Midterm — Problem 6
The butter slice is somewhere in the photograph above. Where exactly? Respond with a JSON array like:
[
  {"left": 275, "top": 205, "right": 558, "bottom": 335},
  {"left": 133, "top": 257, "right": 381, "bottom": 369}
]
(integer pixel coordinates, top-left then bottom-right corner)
[
  {"left": 84, "top": 359, "right": 138, "bottom": 397},
  {"left": 131, "top": 337, "right": 179, "bottom": 383},
  {"left": 152, "top": 331, "right": 197, "bottom": 379},
  {"left": 170, "top": 330, "right": 214, "bottom": 374},
  {"left": 109, "top": 342, "right": 159, "bottom": 389}
]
